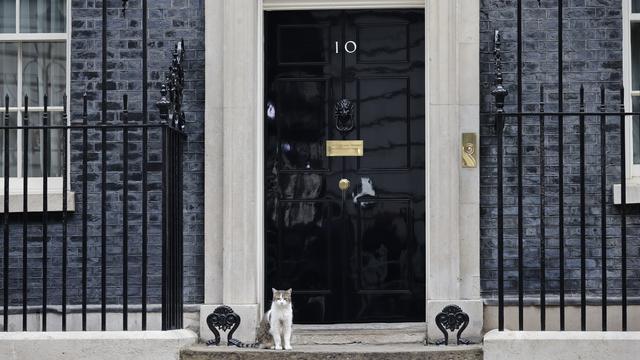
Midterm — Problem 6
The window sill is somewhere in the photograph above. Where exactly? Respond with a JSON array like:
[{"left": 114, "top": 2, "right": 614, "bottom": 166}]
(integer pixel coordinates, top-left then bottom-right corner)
[
  {"left": 613, "top": 181, "right": 640, "bottom": 204},
  {"left": 0, "top": 192, "right": 75, "bottom": 213}
]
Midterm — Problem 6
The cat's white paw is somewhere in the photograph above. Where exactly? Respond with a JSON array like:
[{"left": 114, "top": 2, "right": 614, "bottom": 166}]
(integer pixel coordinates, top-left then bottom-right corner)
[
  {"left": 284, "top": 345, "right": 293, "bottom": 350},
  {"left": 274, "top": 345, "right": 282, "bottom": 350}
]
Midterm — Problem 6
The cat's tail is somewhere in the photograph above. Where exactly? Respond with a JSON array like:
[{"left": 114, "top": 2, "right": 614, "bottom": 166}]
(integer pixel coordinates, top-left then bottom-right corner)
[{"left": 228, "top": 338, "right": 261, "bottom": 348}]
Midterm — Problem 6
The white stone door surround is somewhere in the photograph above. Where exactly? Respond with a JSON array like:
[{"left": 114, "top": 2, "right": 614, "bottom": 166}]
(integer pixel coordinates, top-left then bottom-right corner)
[{"left": 202, "top": 0, "right": 481, "bottom": 343}]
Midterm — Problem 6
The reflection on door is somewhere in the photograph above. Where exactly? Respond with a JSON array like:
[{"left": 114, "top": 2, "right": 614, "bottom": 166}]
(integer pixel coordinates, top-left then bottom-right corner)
[{"left": 265, "top": 9, "right": 425, "bottom": 324}]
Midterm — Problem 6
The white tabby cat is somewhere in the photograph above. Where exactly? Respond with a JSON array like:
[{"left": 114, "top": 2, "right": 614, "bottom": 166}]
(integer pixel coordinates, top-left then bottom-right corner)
[
  {"left": 266, "top": 288, "right": 293, "bottom": 350},
  {"left": 234, "top": 288, "right": 293, "bottom": 350}
]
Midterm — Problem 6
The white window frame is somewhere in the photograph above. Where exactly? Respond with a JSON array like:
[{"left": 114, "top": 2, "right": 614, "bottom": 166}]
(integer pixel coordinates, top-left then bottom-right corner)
[{"left": 0, "top": 0, "right": 71, "bottom": 196}]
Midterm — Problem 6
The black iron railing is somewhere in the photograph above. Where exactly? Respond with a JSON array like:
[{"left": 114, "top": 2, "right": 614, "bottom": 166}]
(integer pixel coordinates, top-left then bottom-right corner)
[
  {"left": 156, "top": 39, "right": 186, "bottom": 332},
  {"left": 0, "top": 91, "right": 185, "bottom": 332},
  {"left": 491, "top": 28, "right": 636, "bottom": 331}
]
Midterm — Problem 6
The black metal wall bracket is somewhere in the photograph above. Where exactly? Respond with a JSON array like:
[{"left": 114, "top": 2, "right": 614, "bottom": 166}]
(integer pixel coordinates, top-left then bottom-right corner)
[
  {"left": 434, "top": 305, "right": 471, "bottom": 346},
  {"left": 206, "top": 305, "right": 242, "bottom": 346}
]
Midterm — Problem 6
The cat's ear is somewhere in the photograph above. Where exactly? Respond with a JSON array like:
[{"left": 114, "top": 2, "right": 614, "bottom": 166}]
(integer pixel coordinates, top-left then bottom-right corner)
[
  {"left": 286, "top": 288, "right": 292, "bottom": 295},
  {"left": 272, "top": 288, "right": 277, "bottom": 294}
]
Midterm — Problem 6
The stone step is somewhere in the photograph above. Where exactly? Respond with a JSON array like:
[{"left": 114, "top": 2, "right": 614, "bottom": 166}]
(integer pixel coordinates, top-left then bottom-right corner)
[
  {"left": 181, "top": 344, "right": 483, "bottom": 360},
  {"left": 292, "top": 323, "right": 427, "bottom": 345}
]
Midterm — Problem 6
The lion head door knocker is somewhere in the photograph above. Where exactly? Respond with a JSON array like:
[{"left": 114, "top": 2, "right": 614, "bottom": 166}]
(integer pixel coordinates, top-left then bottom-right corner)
[
  {"left": 434, "top": 304, "right": 471, "bottom": 345},
  {"left": 206, "top": 305, "right": 241, "bottom": 346},
  {"left": 334, "top": 98, "right": 355, "bottom": 134}
]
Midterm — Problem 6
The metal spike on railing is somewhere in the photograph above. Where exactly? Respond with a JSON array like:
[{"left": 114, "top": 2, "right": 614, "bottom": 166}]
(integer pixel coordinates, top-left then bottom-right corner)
[
  {"left": 83, "top": 92, "right": 88, "bottom": 118},
  {"left": 23, "top": 96, "right": 28, "bottom": 131}
]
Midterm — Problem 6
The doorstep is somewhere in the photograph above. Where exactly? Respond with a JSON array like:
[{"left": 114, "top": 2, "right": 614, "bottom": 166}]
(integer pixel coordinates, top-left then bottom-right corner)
[
  {"left": 181, "top": 343, "right": 483, "bottom": 360},
  {"left": 293, "top": 322, "right": 426, "bottom": 345}
]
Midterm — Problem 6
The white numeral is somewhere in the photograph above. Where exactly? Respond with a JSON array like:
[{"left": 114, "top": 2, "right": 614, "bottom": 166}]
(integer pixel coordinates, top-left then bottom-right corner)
[
  {"left": 344, "top": 41, "right": 357, "bottom": 54},
  {"left": 335, "top": 41, "right": 357, "bottom": 54}
]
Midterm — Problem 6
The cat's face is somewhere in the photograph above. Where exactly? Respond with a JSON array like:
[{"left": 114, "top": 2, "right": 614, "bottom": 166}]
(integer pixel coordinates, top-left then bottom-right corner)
[{"left": 272, "top": 288, "right": 292, "bottom": 306}]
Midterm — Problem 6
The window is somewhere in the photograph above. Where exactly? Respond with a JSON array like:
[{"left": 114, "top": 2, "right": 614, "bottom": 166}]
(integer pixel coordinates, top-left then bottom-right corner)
[
  {"left": 625, "top": 1, "right": 640, "bottom": 177},
  {"left": 0, "top": 0, "right": 69, "bottom": 184}
]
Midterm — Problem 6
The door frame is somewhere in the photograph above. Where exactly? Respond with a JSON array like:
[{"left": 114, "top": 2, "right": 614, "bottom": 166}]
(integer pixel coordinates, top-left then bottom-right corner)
[
  {"left": 259, "top": 1, "right": 428, "bottom": 322},
  {"left": 203, "top": 0, "right": 482, "bottom": 343}
]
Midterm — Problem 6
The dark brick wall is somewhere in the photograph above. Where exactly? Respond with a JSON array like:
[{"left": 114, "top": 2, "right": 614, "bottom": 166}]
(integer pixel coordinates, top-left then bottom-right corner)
[
  {"left": 0, "top": 0, "right": 204, "bottom": 308},
  {"left": 480, "top": 0, "right": 640, "bottom": 302}
]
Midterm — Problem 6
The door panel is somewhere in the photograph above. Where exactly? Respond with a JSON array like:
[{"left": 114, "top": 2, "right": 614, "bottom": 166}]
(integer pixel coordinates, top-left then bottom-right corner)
[
  {"left": 357, "top": 77, "right": 410, "bottom": 170},
  {"left": 275, "top": 79, "right": 330, "bottom": 171},
  {"left": 278, "top": 200, "right": 331, "bottom": 290},
  {"left": 265, "top": 9, "right": 425, "bottom": 324},
  {"left": 356, "top": 199, "right": 411, "bottom": 291},
  {"left": 356, "top": 23, "right": 410, "bottom": 63},
  {"left": 277, "top": 25, "right": 331, "bottom": 65}
]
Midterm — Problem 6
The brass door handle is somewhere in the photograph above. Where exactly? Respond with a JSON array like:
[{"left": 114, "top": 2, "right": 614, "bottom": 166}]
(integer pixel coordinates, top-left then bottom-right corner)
[
  {"left": 338, "top": 178, "right": 351, "bottom": 191},
  {"left": 338, "top": 178, "right": 351, "bottom": 213}
]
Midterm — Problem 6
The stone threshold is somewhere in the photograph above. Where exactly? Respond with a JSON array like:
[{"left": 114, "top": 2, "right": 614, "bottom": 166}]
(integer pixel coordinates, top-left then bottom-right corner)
[
  {"left": 292, "top": 322, "right": 427, "bottom": 345},
  {"left": 181, "top": 343, "right": 483, "bottom": 360}
]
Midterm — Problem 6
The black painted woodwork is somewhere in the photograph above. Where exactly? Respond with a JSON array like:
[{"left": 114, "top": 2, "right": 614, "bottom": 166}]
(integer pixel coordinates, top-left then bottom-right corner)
[{"left": 264, "top": 9, "right": 425, "bottom": 324}]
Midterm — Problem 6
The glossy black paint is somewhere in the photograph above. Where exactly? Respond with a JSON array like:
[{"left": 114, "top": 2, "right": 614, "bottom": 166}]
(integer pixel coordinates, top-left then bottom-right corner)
[{"left": 264, "top": 10, "right": 425, "bottom": 324}]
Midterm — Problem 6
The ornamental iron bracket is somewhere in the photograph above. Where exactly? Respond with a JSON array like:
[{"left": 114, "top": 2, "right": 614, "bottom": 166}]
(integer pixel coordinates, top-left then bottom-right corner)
[
  {"left": 334, "top": 98, "right": 355, "bottom": 134},
  {"left": 491, "top": 30, "right": 508, "bottom": 133},
  {"left": 205, "top": 305, "right": 241, "bottom": 346},
  {"left": 434, "top": 304, "right": 471, "bottom": 346},
  {"left": 157, "top": 39, "right": 186, "bottom": 130}
]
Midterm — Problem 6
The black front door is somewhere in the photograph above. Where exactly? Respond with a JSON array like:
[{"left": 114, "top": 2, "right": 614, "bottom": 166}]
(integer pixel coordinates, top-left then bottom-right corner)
[{"left": 264, "top": 9, "right": 425, "bottom": 324}]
